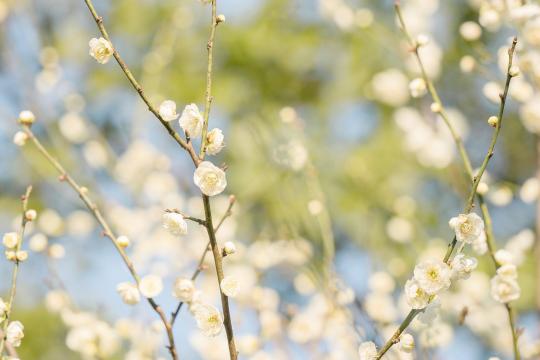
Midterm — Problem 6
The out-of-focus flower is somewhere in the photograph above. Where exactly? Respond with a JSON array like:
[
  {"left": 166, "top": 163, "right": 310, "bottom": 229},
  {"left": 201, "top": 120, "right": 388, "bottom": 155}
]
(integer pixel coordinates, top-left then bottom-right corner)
[
  {"left": 89, "top": 37, "right": 113, "bottom": 64},
  {"left": 3, "top": 232, "right": 19, "bottom": 249},
  {"left": 179, "top": 104, "right": 203, "bottom": 137},
  {"left": 371, "top": 69, "right": 409, "bottom": 106},
  {"left": 491, "top": 275, "right": 520, "bottom": 303},
  {"left": 449, "top": 213, "right": 484, "bottom": 244},
  {"left": 450, "top": 254, "right": 478, "bottom": 280},
  {"left": 192, "top": 304, "right": 223, "bottom": 337},
  {"left": 173, "top": 278, "right": 195, "bottom": 302},
  {"left": 413, "top": 259, "right": 451, "bottom": 295},
  {"left": 194, "top": 161, "right": 227, "bottom": 196},
  {"left": 45, "top": 290, "right": 70, "bottom": 313},
  {"left": 404, "top": 279, "right": 430, "bottom": 309},
  {"left": 358, "top": 341, "right": 377, "bottom": 360},
  {"left": 400, "top": 333, "right": 415, "bottom": 353},
  {"left": 220, "top": 276, "right": 239, "bottom": 297},
  {"left": 223, "top": 241, "right": 236, "bottom": 256},
  {"left": 497, "top": 264, "right": 518, "bottom": 280},
  {"left": 494, "top": 249, "right": 514, "bottom": 265},
  {"left": 162, "top": 212, "right": 188, "bottom": 236},
  {"left": 409, "top": 78, "right": 427, "bottom": 98},
  {"left": 116, "top": 282, "right": 141, "bottom": 305},
  {"left": 459, "top": 21, "right": 482, "bottom": 41},
  {"left": 139, "top": 275, "right": 163, "bottom": 298},
  {"left": 472, "top": 231, "right": 488, "bottom": 255},
  {"left": 18, "top": 110, "right": 36, "bottom": 125},
  {"left": 116, "top": 235, "right": 130, "bottom": 248},
  {"left": 206, "top": 128, "right": 225, "bottom": 155},
  {"left": 13, "top": 131, "right": 28, "bottom": 146},
  {"left": 159, "top": 100, "right": 179, "bottom": 121},
  {"left": 25, "top": 209, "right": 37, "bottom": 221},
  {"left": 6, "top": 321, "right": 24, "bottom": 347},
  {"left": 15, "top": 251, "right": 28, "bottom": 262}
]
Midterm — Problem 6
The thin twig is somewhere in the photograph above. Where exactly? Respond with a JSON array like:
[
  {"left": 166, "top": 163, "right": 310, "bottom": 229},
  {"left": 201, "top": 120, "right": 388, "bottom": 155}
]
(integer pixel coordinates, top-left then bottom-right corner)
[
  {"left": 22, "top": 126, "right": 179, "bottom": 360},
  {"left": 375, "top": 5, "right": 518, "bottom": 358},
  {"left": 170, "top": 196, "right": 235, "bottom": 326},
  {"left": 199, "top": 0, "right": 219, "bottom": 159},
  {"left": 0, "top": 186, "right": 32, "bottom": 355},
  {"left": 165, "top": 209, "right": 207, "bottom": 226}
]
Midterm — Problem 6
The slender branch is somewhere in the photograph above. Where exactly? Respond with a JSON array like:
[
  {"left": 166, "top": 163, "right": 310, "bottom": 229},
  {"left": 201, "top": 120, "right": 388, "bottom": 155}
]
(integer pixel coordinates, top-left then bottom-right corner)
[
  {"left": 22, "top": 126, "right": 179, "bottom": 360},
  {"left": 375, "top": 5, "right": 518, "bottom": 359},
  {"left": 0, "top": 186, "right": 32, "bottom": 355},
  {"left": 81, "top": 1, "right": 237, "bottom": 357},
  {"left": 170, "top": 195, "right": 235, "bottom": 325},
  {"left": 165, "top": 209, "right": 207, "bottom": 226},
  {"left": 199, "top": 0, "right": 219, "bottom": 158},
  {"left": 82, "top": 0, "right": 200, "bottom": 167}
]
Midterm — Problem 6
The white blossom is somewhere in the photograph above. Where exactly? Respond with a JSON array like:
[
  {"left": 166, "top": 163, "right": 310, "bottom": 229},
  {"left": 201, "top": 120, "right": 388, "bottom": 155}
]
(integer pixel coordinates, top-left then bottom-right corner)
[
  {"left": 89, "top": 37, "right": 113, "bottom": 64},
  {"left": 2, "top": 232, "right": 19, "bottom": 249},
  {"left": 162, "top": 212, "right": 188, "bottom": 236},
  {"left": 192, "top": 303, "right": 223, "bottom": 337},
  {"left": 459, "top": 21, "right": 482, "bottom": 41},
  {"left": 223, "top": 241, "right": 236, "bottom": 256},
  {"left": 6, "top": 321, "right": 24, "bottom": 347},
  {"left": 193, "top": 161, "right": 227, "bottom": 196},
  {"left": 494, "top": 249, "right": 514, "bottom": 265},
  {"left": 15, "top": 250, "right": 28, "bottom": 262},
  {"left": 139, "top": 275, "right": 163, "bottom": 298},
  {"left": 13, "top": 131, "right": 28, "bottom": 146},
  {"left": 25, "top": 209, "right": 37, "bottom": 221},
  {"left": 206, "top": 128, "right": 225, "bottom": 155},
  {"left": 358, "top": 341, "right": 377, "bottom": 360},
  {"left": 413, "top": 259, "right": 451, "bottom": 295},
  {"left": 404, "top": 279, "right": 430, "bottom": 309},
  {"left": 449, "top": 213, "right": 484, "bottom": 244},
  {"left": 409, "top": 78, "right": 427, "bottom": 98},
  {"left": 172, "top": 278, "right": 195, "bottom": 302},
  {"left": 491, "top": 275, "right": 520, "bottom": 303},
  {"left": 18, "top": 110, "right": 36, "bottom": 125},
  {"left": 220, "top": 276, "right": 239, "bottom": 298},
  {"left": 28, "top": 233, "right": 48, "bottom": 252},
  {"left": 496, "top": 264, "right": 518, "bottom": 280},
  {"left": 116, "top": 235, "right": 130, "bottom": 248},
  {"left": 450, "top": 254, "right": 478, "bottom": 280},
  {"left": 158, "top": 100, "right": 179, "bottom": 122},
  {"left": 116, "top": 282, "right": 141, "bottom": 305},
  {"left": 179, "top": 103, "right": 203, "bottom": 137},
  {"left": 399, "top": 333, "right": 415, "bottom": 353}
]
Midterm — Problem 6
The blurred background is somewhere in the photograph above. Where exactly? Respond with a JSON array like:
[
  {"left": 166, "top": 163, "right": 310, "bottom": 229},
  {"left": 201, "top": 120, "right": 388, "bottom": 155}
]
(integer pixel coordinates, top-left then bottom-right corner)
[{"left": 0, "top": 0, "right": 540, "bottom": 359}]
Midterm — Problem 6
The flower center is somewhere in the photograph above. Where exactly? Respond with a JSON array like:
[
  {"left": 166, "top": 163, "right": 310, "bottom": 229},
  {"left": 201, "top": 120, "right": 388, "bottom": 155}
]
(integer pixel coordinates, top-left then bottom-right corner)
[
  {"left": 460, "top": 221, "right": 473, "bottom": 234},
  {"left": 427, "top": 269, "right": 438, "bottom": 280},
  {"left": 205, "top": 173, "right": 218, "bottom": 186}
]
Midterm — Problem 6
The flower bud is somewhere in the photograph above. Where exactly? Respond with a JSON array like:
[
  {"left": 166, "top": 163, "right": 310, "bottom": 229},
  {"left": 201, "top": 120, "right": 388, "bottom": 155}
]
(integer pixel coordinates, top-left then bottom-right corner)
[
  {"left": 223, "top": 241, "right": 236, "bottom": 256},
  {"left": 25, "top": 209, "right": 37, "bottom": 221},
  {"left": 488, "top": 116, "right": 499, "bottom": 127},
  {"left": 117, "top": 235, "right": 130, "bottom": 248},
  {"left": 18, "top": 110, "right": 36, "bottom": 125}
]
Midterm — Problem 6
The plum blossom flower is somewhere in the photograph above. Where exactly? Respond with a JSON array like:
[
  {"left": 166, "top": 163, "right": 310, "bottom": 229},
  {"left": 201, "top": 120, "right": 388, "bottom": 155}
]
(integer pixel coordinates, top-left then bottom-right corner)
[
  {"left": 162, "top": 212, "right": 188, "bottom": 236},
  {"left": 450, "top": 254, "right": 478, "bottom": 280},
  {"left": 158, "top": 100, "right": 179, "bottom": 122},
  {"left": 179, "top": 104, "right": 203, "bottom": 137},
  {"left": 358, "top": 341, "right": 377, "bottom": 360},
  {"left": 220, "top": 276, "right": 239, "bottom": 298},
  {"left": 18, "top": 110, "right": 36, "bottom": 125},
  {"left": 404, "top": 279, "right": 430, "bottom": 309},
  {"left": 413, "top": 259, "right": 451, "bottom": 295},
  {"left": 172, "top": 278, "right": 195, "bottom": 302},
  {"left": 6, "top": 321, "right": 24, "bottom": 347},
  {"left": 409, "top": 78, "right": 427, "bottom": 98},
  {"left": 3, "top": 232, "right": 19, "bottom": 249},
  {"left": 139, "top": 275, "right": 163, "bottom": 298},
  {"left": 206, "top": 128, "right": 225, "bottom": 155},
  {"left": 194, "top": 161, "right": 227, "bottom": 196},
  {"left": 116, "top": 282, "right": 141, "bottom": 305},
  {"left": 449, "top": 213, "right": 484, "bottom": 244},
  {"left": 192, "top": 303, "right": 223, "bottom": 337},
  {"left": 89, "top": 37, "right": 113, "bottom": 64},
  {"left": 400, "top": 333, "right": 415, "bottom": 353},
  {"left": 13, "top": 131, "right": 28, "bottom": 146},
  {"left": 491, "top": 275, "right": 521, "bottom": 303}
]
